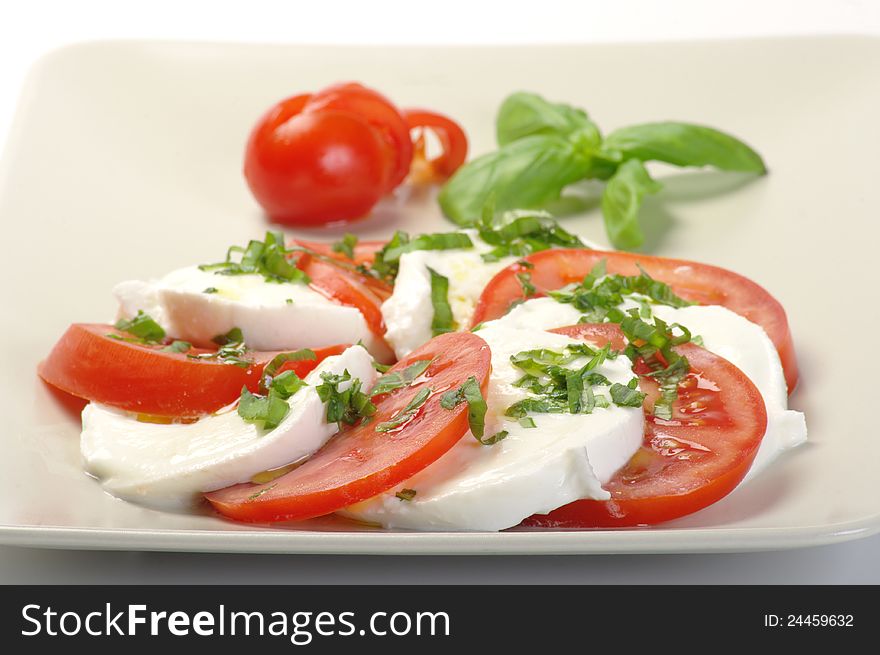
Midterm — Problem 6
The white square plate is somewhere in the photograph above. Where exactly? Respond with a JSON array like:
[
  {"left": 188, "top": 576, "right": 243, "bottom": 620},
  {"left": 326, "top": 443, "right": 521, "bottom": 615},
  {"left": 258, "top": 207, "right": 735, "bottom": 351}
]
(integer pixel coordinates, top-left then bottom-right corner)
[{"left": 1, "top": 38, "right": 878, "bottom": 554}]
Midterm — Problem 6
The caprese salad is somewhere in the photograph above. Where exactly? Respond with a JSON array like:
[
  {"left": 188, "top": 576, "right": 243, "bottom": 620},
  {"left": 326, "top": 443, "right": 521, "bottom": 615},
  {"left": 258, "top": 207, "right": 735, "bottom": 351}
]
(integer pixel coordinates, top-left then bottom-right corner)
[{"left": 38, "top": 209, "right": 806, "bottom": 531}]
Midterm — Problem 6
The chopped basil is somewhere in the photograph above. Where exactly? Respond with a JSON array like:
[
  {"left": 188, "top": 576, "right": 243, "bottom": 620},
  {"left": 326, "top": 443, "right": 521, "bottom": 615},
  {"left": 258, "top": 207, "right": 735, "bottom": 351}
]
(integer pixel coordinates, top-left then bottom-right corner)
[
  {"left": 188, "top": 327, "right": 250, "bottom": 368},
  {"left": 213, "top": 327, "right": 244, "bottom": 346},
  {"left": 518, "top": 417, "right": 537, "bottom": 429},
  {"left": 199, "top": 231, "right": 309, "bottom": 285},
  {"left": 113, "top": 311, "right": 166, "bottom": 343},
  {"left": 260, "top": 349, "right": 316, "bottom": 392},
  {"left": 371, "top": 359, "right": 432, "bottom": 397},
  {"left": 375, "top": 387, "right": 431, "bottom": 432},
  {"left": 609, "top": 381, "right": 646, "bottom": 407},
  {"left": 427, "top": 267, "right": 455, "bottom": 336},
  {"left": 619, "top": 312, "right": 693, "bottom": 418},
  {"left": 237, "top": 358, "right": 309, "bottom": 431},
  {"left": 238, "top": 387, "right": 293, "bottom": 431},
  {"left": 551, "top": 260, "right": 692, "bottom": 322},
  {"left": 332, "top": 233, "right": 359, "bottom": 260},
  {"left": 316, "top": 370, "right": 377, "bottom": 427},
  {"left": 480, "top": 430, "right": 509, "bottom": 445},
  {"left": 440, "top": 376, "right": 489, "bottom": 443},
  {"left": 516, "top": 271, "right": 537, "bottom": 297},
  {"left": 372, "top": 359, "right": 392, "bottom": 373},
  {"left": 476, "top": 209, "right": 586, "bottom": 262},
  {"left": 395, "top": 488, "right": 417, "bottom": 501},
  {"left": 366, "top": 230, "right": 474, "bottom": 282},
  {"left": 247, "top": 483, "right": 277, "bottom": 501},
  {"left": 203, "top": 287, "right": 219, "bottom": 294},
  {"left": 285, "top": 298, "right": 294, "bottom": 305},
  {"left": 504, "top": 340, "right": 643, "bottom": 422},
  {"left": 162, "top": 340, "right": 191, "bottom": 354}
]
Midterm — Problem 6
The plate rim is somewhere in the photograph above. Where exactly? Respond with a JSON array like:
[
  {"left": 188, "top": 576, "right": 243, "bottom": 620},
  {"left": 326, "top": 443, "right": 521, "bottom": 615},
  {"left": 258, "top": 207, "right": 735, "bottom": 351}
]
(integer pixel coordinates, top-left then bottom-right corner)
[{"left": 3, "top": 36, "right": 880, "bottom": 556}]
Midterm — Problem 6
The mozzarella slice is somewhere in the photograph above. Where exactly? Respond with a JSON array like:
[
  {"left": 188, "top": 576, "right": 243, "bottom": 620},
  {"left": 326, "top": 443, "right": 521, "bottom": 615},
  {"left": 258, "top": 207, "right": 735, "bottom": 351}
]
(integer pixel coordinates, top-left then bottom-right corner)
[
  {"left": 81, "top": 345, "right": 377, "bottom": 509},
  {"left": 115, "top": 265, "right": 391, "bottom": 360},
  {"left": 496, "top": 297, "right": 807, "bottom": 482},
  {"left": 341, "top": 324, "right": 644, "bottom": 531},
  {"left": 380, "top": 230, "right": 518, "bottom": 359}
]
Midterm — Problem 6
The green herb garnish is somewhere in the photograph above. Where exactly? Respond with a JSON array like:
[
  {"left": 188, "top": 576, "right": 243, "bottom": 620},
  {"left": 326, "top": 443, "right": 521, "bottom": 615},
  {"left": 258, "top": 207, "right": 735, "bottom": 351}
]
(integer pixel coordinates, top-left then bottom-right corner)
[
  {"left": 162, "top": 340, "right": 192, "bottom": 354},
  {"left": 439, "top": 91, "right": 766, "bottom": 250},
  {"left": 189, "top": 327, "right": 250, "bottom": 368},
  {"left": 259, "top": 349, "right": 316, "bottom": 392},
  {"left": 440, "top": 376, "right": 491, "bottom": 444},
  {"left": 549, "top": 261, "right": 692, "bottom": 324},
  {"left": 476, "top": 208, "right": 585, "bottom": 262},
  {"left": 369, "top": 231, "right": 474, "bottom": 281},
  {"left": 315, "top": 370, "right": 377, "bottom": 427},
  {"left": 332, "top": 233, "right": 359, "bottom": 260},
  {"left": 371, "top": 359, "right": 432, "bottom": 397},
  {"left": 199, "top": 231, "right": 309, "bottom": 284},
  {"left": 237, "top": 369, "right": 308, "bottom": 431},
  {"left": 503, "top": 340, "right": 644, "bottom": 422},
  {"left": 203, "top": 287, "right": 219, "bottom": 294},
  {"left": 111, "top": 311, "right": 166, "bottom": 343},
  {"left": 395, "top": 488, "right": 417, "bottom": 501},
  {"left": 375, "top": 387, "right": 431, "bottom": 433},
  {"left": 516, "top": 271, "right": 537, "bottom": 297},
  {"left": 427, "top": 267, "right": 455, "bottom": 336}
]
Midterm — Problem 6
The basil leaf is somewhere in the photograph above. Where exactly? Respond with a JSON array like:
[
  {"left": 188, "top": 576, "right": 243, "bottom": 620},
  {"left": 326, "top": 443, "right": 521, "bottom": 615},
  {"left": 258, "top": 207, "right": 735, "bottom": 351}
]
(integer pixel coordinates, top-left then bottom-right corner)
[
  {"left": 440, "top": 376, "right": 490, "bottom": 443},
  {"left": 162, "top": 340, "right": 191, "bottom": 354},
  {"left": 199, "top": 231, "right": 310, "bottom": 285},
  {"left": 601, "top": 159, "right": 663, "bottom": 250},
  {"left": 604, "top": 122, "right": 766, "bottom": 173},
  {"left": 496, "top": 92, "right": 601, "bottom": 146},
  {"left": 114, "top": 311, "right": 166, "bottom": 343},
  {"left": 371, "top": 359, "right": 433, "bottom": 397},
  {"left": 332, "top": 233, "right": 358, "bottom": 260},
  {"left": 375, "top": 387, "right": 431, "bottom": 433},
  {"left": 427, "top": 267, "right": 455, "bottom": 336},
  {"left": 380, "top": 232, "right": 473, "bottom": 264},
  {"left": 260, "top": 349, "right": 316, "bottom": 392},
  {"left": 316, "top": 370, "right": 377, "bottom": 427},
  {"left": 610, "top": 381, "right": 646, "bottom": 408},
  {"left": 438, "top": 135, "right": 592, "bottom": 226},
  {"left": 237, "top": 387, "right": 291, "bottom": 431}
]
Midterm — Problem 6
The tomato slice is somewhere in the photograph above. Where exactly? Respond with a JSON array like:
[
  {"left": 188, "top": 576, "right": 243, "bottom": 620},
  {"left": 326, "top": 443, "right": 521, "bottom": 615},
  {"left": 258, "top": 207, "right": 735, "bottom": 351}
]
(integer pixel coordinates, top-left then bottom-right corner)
[
  {"left": 205, "top": 331, "right": 492, "bottom": 523},
  {"left": 472, "top": 248, "right": 798, "bottom": 393},
  {"left": 403, "top": 108, "right": 469, "bottom": 183},
  {"left": 522, "top": 323, "right": 767, "bottom": 528},
  {"left": 291, "top": 238, "right": 388, "bottom": 267},
  {"left": 298, "top": 252, "right": 393, "bottom": 336},
  {"left": 305, "top": 82, "right": 414, "bottom": 191},
  {"left": 37, "top": 323, "right": 346, "bottom": 418}
]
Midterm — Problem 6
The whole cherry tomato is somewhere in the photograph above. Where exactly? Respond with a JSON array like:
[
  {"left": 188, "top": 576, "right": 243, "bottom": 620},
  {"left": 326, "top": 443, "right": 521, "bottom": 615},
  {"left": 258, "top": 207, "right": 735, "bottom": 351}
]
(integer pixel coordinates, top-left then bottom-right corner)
[{"left": 244, "top": 82, "right": 468, "bottom": 227}]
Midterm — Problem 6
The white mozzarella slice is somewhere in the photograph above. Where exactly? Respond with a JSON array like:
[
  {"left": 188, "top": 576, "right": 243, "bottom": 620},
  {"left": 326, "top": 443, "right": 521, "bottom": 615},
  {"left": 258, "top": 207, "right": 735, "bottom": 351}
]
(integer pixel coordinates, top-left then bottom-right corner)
[
  {"left": 80, "top": 345, "right": 377, "bottom": 509},
  {"left": 114, "top": 265, "right": 391, "bottom": 361},
  {"left": 380, "top": 230, "right": 517, "bottom": 359},
  {"left": 495, "top": 297, "right": 807, "bottom": 483},
  {"left": 340, "top": 324, "right": 643, "bottom": 531}
]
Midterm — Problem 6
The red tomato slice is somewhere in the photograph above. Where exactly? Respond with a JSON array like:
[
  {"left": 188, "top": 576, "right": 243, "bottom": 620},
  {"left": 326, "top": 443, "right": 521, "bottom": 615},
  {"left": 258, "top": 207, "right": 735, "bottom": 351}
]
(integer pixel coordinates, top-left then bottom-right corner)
[
  {"left": 298, "top": 253, "right": 393, "bottom": 339},
  {"left": 37, "top": 323, "right": 346, "bottom": 418},
  {"left": 305, "top": 83, "right": 414, "bottom": 192},
  {"left": 523, "top": 323, "right": 768, "bottom": 528},
  {"left": 472, "top": 248, "right": 798, "bottom": 393},
  {"left": 205, "top": 331, "right": 492, "bottom": 523},
  {"left": 292, "top": 238, "right": 388, "bottom": 267},
  {"left": 403, "top": 108, "right": 469, "bottom": 183}
]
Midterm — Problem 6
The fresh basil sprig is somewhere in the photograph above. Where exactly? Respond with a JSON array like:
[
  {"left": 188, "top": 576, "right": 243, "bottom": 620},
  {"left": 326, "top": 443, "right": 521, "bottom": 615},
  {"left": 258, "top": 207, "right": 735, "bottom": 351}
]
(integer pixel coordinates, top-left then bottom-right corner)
[{"left": 439, "top": 91, "right": 766, "bottom": 250}]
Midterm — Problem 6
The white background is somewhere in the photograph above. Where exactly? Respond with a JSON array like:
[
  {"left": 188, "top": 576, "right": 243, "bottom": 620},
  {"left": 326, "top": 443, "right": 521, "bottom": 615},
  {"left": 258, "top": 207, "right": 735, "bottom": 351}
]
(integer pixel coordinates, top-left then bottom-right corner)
[{"left": 1, "top": 0, "right": 879, "bottom": 583}]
